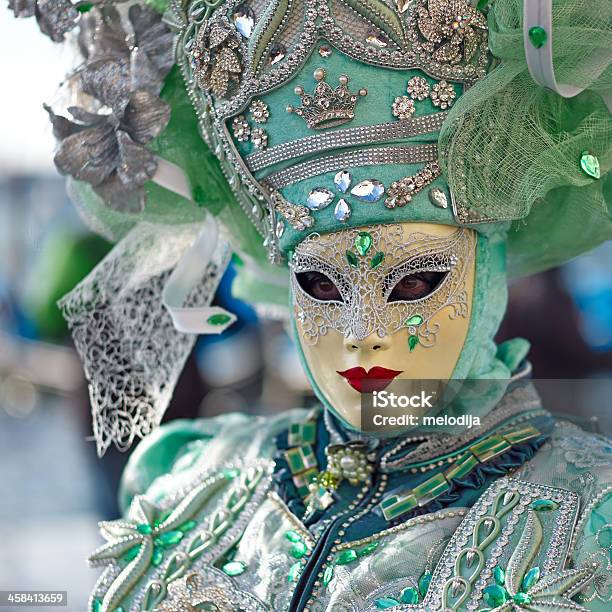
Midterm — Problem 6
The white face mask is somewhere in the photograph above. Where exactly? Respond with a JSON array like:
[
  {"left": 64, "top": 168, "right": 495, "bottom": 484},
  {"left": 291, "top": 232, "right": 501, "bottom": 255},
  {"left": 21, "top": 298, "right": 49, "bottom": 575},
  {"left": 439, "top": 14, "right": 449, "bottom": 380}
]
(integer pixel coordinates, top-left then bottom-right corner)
[{"left": 291, "top": 222, "right": 477, "bottom": 431}]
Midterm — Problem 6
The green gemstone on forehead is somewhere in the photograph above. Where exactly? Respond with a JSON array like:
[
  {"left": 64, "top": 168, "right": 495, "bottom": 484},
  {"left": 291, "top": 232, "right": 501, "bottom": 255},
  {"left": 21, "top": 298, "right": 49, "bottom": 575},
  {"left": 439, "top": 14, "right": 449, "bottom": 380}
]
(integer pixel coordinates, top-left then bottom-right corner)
[
  {"left": 530, "top": 499, "right": 558, "bottom": 512},
  {"left": 528, "top": 26, "right": 547, "bottom": 49},
  {"left": 336, "top": 549, "right": 358, "bottom": 565},
  {"left": 370, "top": 251, "right": 385, "bottom": 268},
  {"left": 355, "top": 232, "right": 373, "bottom": 257},
  {"left": 399, "top": 586, "right": 419, "bottom": 604},
  {"left": 323, "top": 565, "right": 334, "bottom": 586},
  {"left": 406, "top": 314, "right": 423, "bottom": 326},
  {"left": 580, "top": 151, "right": 601, "bottom": 179},
  {"left": 222, "top": 560, "right": 247, "bottom": 576},
  {"left": 408, "top": 334, "right": 419, "bottom": 352},
  {"left": 346, "top": 250, "right": 359, "bottom": 267},
  {"left": 207, "top": 313, "right": 232, "bottom": 326}
]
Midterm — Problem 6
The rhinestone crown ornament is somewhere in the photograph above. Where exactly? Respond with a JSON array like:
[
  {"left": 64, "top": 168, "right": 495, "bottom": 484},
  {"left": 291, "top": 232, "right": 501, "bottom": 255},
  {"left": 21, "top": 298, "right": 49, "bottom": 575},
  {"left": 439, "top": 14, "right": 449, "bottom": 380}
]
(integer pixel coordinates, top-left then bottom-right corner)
[{"left": 286, "top": 68, "right": 368, "bottom": 130}]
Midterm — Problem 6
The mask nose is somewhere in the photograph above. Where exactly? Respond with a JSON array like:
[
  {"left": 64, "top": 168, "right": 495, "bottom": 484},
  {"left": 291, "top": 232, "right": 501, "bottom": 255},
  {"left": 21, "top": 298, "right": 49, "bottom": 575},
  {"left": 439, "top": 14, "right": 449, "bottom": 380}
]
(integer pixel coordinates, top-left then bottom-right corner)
[{"left": 344, "top": 333, "right": 391, "bottom": 353}]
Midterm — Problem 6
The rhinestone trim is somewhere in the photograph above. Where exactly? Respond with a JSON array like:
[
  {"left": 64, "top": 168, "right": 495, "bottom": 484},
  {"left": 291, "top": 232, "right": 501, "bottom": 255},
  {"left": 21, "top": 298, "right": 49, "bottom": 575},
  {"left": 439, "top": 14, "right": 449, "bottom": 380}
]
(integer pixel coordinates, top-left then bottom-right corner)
[
  {"left": 262, "top": 144, "right": 438, "bottom": 189},
  {"left": 246, "top": 112, "right": 447, "bottom": 172}
]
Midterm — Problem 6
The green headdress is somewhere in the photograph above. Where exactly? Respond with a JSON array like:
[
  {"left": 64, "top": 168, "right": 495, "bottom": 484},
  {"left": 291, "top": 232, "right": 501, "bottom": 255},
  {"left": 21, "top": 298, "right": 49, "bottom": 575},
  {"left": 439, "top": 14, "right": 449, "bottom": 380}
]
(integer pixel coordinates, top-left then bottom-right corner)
[{"left": 12, "top": 0, "right": 610, "bottom": 452}]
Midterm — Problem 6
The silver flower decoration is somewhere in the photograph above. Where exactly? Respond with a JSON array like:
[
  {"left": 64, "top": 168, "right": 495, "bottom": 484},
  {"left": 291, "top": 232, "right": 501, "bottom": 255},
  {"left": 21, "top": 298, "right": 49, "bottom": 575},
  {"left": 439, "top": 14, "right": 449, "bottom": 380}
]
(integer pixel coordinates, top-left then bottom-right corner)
[
  {"left": 417, "top": 0, "right": 487, "bottom": 64},
  {"left": 8, "top": 0, "right": 127, "bottom": 42},
  {"left": 44, "top": 5, "right": 174, "bottom": 212}
]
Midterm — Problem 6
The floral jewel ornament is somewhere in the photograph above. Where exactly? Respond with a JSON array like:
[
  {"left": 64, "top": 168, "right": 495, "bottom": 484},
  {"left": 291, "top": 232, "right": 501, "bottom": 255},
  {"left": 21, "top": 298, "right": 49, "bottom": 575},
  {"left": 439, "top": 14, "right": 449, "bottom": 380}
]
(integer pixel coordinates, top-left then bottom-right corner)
[{"left": 325, "top": 441, "right": 375, "bottom": 486}]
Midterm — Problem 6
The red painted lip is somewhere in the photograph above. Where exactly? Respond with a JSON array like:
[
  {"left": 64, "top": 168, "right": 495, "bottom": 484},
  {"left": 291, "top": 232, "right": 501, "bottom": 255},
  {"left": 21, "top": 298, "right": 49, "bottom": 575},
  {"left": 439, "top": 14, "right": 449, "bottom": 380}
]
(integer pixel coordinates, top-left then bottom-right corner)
[{"left": 336, "top": 367, "right": 403, "bottom": 393}]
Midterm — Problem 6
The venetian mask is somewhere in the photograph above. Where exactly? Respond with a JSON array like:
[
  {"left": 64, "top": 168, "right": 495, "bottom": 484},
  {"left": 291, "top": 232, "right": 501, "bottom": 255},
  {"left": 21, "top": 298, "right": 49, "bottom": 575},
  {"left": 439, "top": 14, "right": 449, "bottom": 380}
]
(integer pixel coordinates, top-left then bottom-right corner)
[{"left": 291, "top": 221, "right": 477, "bottom": 430}]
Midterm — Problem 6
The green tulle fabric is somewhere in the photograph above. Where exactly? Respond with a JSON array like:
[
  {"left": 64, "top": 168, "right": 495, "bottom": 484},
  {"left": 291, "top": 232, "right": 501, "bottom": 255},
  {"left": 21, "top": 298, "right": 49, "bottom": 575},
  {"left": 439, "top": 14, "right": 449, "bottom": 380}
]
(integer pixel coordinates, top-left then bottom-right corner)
[{"left": 439, "top": 0, "right": 612, "bottom": 277}]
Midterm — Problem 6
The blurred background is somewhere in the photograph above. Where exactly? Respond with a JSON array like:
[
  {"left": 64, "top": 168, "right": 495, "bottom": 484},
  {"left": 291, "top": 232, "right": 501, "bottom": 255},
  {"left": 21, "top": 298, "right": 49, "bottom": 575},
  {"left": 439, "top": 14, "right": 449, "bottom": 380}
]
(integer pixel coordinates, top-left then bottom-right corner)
[{"left": 0, "top": 6, "right": 611, "bottom": 612}]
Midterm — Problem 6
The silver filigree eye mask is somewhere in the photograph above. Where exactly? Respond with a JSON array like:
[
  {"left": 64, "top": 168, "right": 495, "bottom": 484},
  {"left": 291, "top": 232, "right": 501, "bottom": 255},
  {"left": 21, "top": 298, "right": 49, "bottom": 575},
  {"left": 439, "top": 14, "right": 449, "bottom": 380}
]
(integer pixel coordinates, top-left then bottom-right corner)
[{"left": 290, "top": 224, "right": 476, "bottom": 346}]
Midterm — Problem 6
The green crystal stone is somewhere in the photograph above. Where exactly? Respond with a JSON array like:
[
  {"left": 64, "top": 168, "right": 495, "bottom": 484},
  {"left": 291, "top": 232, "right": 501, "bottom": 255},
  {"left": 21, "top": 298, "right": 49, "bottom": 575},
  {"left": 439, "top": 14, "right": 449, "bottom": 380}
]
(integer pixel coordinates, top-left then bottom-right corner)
[
  {"left": 285, "top": 530, "right": 303, "bottom": 543},
  {"left": 222, "top": 560, "right": 247, "bottom": 576},
  {"left": 136, "top": 523, "right": 152, "bottom": 535},
  {"left": 192, "top": 185, "right": 205, "bottom": 204},
  {"left": 207, "top": 313, "right": 232, "bottom": 326},
  {"left": 222, "top": 467, "right": 240, "bottom": 479},
  {"left": 530, "top": 499, "right": 558, "bottom": 512},
  {"left": 513, "top": 592, "right": 533, "bottom": 605},
  {"left": 153, "top": 510, "right": 173, "bottom": 529},
  {"left": 493, "top": 566, "right": 506, "bottom": 586},
  {"left": 77, "top": 3, "right": 94, "bottom": 12},
  {"left": 155, "top": 530, "right": 184, "bottom": 547},
  {"left": 375, "top": 597, "right": 400, "bottom": 609},
  {"left": 346, "top": 250, "right": 359, "bottom": 267},
  {"left": 151, "top": 547, "right": 164, "bottom": 567},
  {"left": 116, "top": 608, "right": 124, "bottom": 612},
  {"left": 580, "top": 151, "right": 601, "bottom": 179},
  {"left": 323, "top": 565, "right": 335, "bottom": 586},
  {"left": 122, "top": 544, "right": 141, "bottom": 562},
  {"left": 92, "top": 600, "right": 102, "bottom": 612},
  {"left": 528, "top": 26, "right": 547, "bottom": 49},
  {"left": 178, "top": 520, "right": 198, "bottom": 533},
  {"left": 483, "top": 584, "right": 508, "bottom": 608},
  {"left": 405, "top": 314, "right": 423, "bottom": 326},
  {"left": 358, "top": 541, "right": 379, "bottom": 556},
  {"left": 288, "top": 561, "right": 301, "bottom": 582},
  {"left": 408, "top": 335, "right": 419, "bottom": 352},
  {"left": 336, "top": 549, "right": 358, "bottom": 565},
  {"left": 355, "top": 232, "right": 373, "bottom": 256},
  {"left": 370, "top": 251, "right": 385, "bottom": 269},
  {"left": 399, "top": 586, "right": 419, "bottom": 604},
  {"left": 522, "top": 566, "right": 540, "bottom": 590},
  {"left": 290, "top": 541, "right": 308, "bottom": 559},
  {"left": 418, "top": 572, "right": 432, "bottom": 597}
]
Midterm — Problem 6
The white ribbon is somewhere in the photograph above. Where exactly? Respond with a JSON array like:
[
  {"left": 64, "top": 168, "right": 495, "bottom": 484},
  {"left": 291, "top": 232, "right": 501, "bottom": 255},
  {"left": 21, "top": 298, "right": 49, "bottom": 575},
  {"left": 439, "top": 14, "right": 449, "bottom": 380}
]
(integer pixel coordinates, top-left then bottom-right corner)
[
  {"left": 523, "top": 0, "right": 585, "bottom": 98},
  {"left": 153, "top": 157, "right": 236, "bottom": 334}
]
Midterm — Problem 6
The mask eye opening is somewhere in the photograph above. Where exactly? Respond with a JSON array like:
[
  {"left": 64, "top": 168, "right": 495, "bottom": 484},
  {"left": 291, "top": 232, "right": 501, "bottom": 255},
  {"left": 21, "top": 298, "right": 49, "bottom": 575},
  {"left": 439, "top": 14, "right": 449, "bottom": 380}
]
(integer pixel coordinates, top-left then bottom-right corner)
[
  {"left": 295, "top": 270, "right": 344, "bottom": 303},
  {"left": 386, "top": 269, "right": 450, "bottom": 303}
]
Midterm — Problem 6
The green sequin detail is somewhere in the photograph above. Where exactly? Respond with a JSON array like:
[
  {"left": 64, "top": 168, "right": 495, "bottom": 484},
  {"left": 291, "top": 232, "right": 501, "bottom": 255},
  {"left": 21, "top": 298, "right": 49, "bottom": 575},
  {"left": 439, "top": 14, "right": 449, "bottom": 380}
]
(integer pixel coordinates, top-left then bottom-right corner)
[
  {"left": 418, "top": 572, "right": 432, "bottom": 597},
  {"left": 483, "top": 584, "right": 508, "bottom": 607},
  {"left": 408, "top": 335, "right": 419, "bottom": 352},
  {"left": 222, "top": 561, "right": 247, "bottom": 576},
  {"left": 375, "top": 597, "right": 400, "bottom": 609},
  {"left": 178, "top": 520, "right": 198, "bottom": 533},
  {"left": 358, "top": 541, "right": 379, "bottom": 556},
  {"left": 513, "top": 592, "right": 533, "bottom": 605},
  {"left": 122, "top": 545, "right": 141, "bottom": 562},
  {"left": 406, "top": 314, "right": 423, "bottom": 326},
  {"left": 580, "top": 151, "right": 601, "bottom": 179},
  {"left": 493, "top": 566, "right": 505, "bottom": 586},
  {"left": 323, "top": 565, "right": 334, "bottom": 586},
  {"left": 222, "top": 467, "right": 240, "bottom": 479},
  {"left": 285, "top": 530, "right": 302, "bottom": 543},
  {"left": 207, "top": 313, "right": 232, "bottom": 326},
  {"left": 155, "top": 530, "right": 184, "bottom": 547},
  {"left": 530, "top": 499, "right": 558, "bottom": 512},
  {"left": 288, "top": 561, "right": 301, "bottom": 582},
  {"left": 355, "top": 232, "right": 373, "bottom": 256},
  {"left": 399, "top": 586, "right": 419, "bottom": 604},
  {"left": 136, "top": 523, "right": 152, "bottom": 535},
  {"left": 290, "top": 541, "right": 308, "bottom": 559},
  {"left": 346, "top": 250, "right": 359, "bottom": 267},
  {"left": 522, "top": 566, "right": 540, "bottom": 590},
  {"left": 151, "top": 547, "right": 164, "bottom": 567},
  {"left": 336, "top": 549, "right": 358, "bottom": 565},
  {"left": 370, "top": 251, "right": 385, "bottom": 268},
  {"left": 528, "top": 26, "right": 547, "bottom": 49}
]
